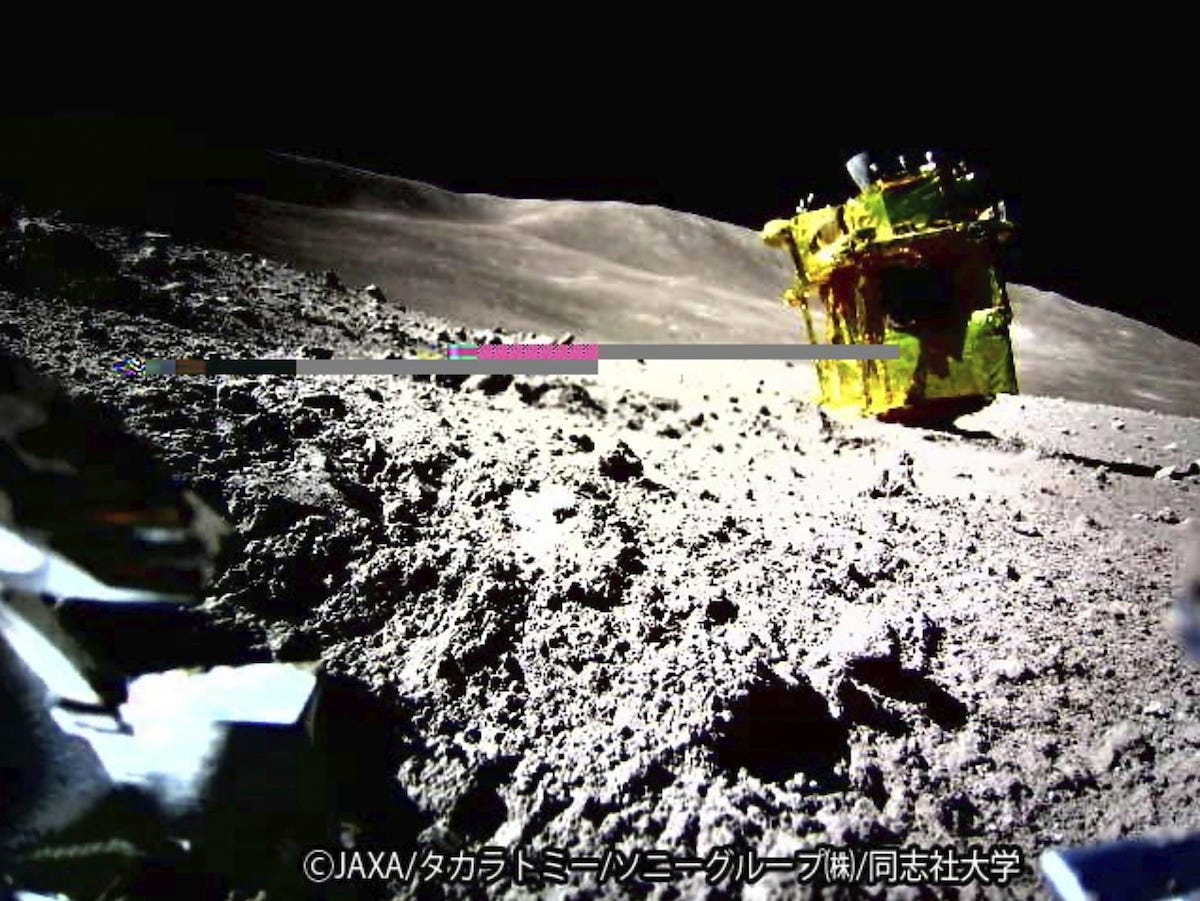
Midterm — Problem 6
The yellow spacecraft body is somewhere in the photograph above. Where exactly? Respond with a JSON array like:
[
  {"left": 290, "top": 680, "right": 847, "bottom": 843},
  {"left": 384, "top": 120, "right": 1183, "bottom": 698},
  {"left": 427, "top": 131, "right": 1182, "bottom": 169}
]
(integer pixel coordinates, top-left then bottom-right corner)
[{"left": 763, "top": 153, "right": 1019, "bottom": 423}]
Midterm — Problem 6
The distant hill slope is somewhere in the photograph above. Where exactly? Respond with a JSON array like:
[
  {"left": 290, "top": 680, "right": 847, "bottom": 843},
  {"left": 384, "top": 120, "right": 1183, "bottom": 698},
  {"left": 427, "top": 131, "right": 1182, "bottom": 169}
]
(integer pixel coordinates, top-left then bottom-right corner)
[
  {"left": 229, "top": 153, "right": 1200, "bottom": 418},
  {"left": 1008, "top": 286, "right": 1200, "bottom": 417}
]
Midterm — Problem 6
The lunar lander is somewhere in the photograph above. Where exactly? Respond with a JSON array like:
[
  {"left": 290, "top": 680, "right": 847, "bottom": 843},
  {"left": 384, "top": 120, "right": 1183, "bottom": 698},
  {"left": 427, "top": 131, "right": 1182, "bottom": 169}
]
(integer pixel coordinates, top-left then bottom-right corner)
[{"left": 763, "top": 151, "right": 1019, "bottom": 424}]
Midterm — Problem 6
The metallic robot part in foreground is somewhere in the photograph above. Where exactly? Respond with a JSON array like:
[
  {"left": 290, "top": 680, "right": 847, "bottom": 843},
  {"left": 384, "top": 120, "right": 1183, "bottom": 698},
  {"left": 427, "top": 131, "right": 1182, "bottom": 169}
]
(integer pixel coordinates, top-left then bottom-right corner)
[
  {"left": 763, "top": 151, "right": 1019, "bottom": 423},
  {"left": 0, "top": 350, "right": 328, "bottom": 899}
]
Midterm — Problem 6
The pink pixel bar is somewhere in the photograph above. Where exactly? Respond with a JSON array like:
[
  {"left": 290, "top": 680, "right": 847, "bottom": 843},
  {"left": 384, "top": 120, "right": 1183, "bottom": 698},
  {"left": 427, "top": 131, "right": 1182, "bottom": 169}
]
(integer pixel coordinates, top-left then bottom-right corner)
[{"left": 477, "top": 344, "right": 599, "bottom": 361}]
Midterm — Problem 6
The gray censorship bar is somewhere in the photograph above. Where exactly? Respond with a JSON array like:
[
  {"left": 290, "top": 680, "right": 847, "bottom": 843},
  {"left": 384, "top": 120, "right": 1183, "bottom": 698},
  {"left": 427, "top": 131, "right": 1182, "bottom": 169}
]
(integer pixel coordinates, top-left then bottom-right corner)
[
  {"left": 295, "top": 360, "right": 599, "bottom": 375},
  {"left": 600, "top": 344, "right": 900, "bottom": 360}
]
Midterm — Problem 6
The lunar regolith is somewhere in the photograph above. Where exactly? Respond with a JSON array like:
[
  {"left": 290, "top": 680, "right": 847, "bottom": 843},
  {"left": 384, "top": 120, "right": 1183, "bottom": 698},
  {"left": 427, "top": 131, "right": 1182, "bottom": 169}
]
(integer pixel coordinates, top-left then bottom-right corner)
[{"left": 2, "top": 165, "right": 1199, "bottom": 899}]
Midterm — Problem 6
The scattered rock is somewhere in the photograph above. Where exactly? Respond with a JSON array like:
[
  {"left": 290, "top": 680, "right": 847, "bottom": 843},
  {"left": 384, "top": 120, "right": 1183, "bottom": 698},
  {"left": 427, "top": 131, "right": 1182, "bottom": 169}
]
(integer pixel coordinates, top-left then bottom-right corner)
[
  {"left": 569, "top": 434, "right": 595, "bottom": 453},
  {"left": 706, "top": 597, "right": 739, "bottom": 626},
  {"left": 553, "top": 384, "right": 606, "bottom": 417},
  {"left": 853, "top": 762, "right": 888, "bottom": 810},
  {"left": 469, "top": 373, "right": 514, "bottom": 395},
  {"left": 869, "top": 452, "right": 916, "bottom": 498},
  {"left": 811, "top": 609, "right": 901, "bottom": 679},
  {"left": 514, "top": 381, "right": 553, "bottom": 405},
  {"left": 640, "top": 477, "right": 674, "bottom": 495},
  {"left": 299, "top": 393, "right": 348, "bottom": 417},
  {"left": 844, "top": 540, "right": 909, "bottom": 587},
  {"left": 989, "top": 657, "right": 1032, "bottom": 683},
  {"left": 1151, "top": 507, "right": 1182, "bottom": 524},
  {"left": 1093, "top": 722, "right": 1154, "bottom": 771},
  {"left": 563, "top": 540, "right": 645, "bottom": 610},
  {"left": 599, "top": 442, "right": 643, "bottom": 482},
  {"left": 128, "top": 242, "right": 171, "bottom": 279},
  {"left": 364, "top": 283, "right": 387, "bottom": 303},
  {"left": 229, "top": 306, "right": 263, "bottom": 328},
  {"left": 937, "top": 792, "right": 981, "bottom": 836},
  {"left": 1155, "top": 462, "right": 1199, "bottom": 480},
  {"left": 1012, "top": 520, "right": 1043, "bottom": 537},
  {"left": 216, "top": 384, "right": 259, "bottom": 415},
  {"left": 349, "top": 440, "right": 385, "bottom": 485},
  {"left": 270, "top": 627, "right": 323, "bottom": 662}
]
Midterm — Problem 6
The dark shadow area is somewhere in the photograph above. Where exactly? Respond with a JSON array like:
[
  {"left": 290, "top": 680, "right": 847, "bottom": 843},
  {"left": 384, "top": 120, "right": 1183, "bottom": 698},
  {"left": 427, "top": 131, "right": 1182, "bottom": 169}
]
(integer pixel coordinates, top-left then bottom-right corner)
[
  {"left": 1050, "top": 451, "right": 1161, "bottom": 479},
  {"left": 448, "top": 783, "right": 505, "bottom": 842},
  {"left": 713, "top": 674, "right": 849, "bottom": 788},
  {"left": 846, "top": 659, "right": 969, "bottom": 730},
  {"left": 6, "top": 787, "right": 210, "bottom": 901},
  {"left": 55, "top": 602, "right": 268, "bottom": 675},
  {"left": 912, "top": 431, "right": 1166, "bottom": 478},
  {"left": 875, "top": 394, "right": 992, "bottom": 428},
  {"left": 0, "top": 221, "right": 127, "bottom": 305},
  {"left": 916, "top": 422, "right": 1000, "bottom": 441},
  {"left": 836, "top": 679, "right": 910, "bottom": 736},
  {"left": 317, "top": 674, "right": 429, "bottom": 850},
  {"left": 448, "top": 756, "right": 520, "bottom": 842}
]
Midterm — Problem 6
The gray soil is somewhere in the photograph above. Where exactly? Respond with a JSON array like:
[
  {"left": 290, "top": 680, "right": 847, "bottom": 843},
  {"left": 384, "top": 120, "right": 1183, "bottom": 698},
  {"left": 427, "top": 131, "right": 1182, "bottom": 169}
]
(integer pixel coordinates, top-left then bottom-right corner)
[{"left": 2, "top": 208, "right": 1199, "bottom": 901}]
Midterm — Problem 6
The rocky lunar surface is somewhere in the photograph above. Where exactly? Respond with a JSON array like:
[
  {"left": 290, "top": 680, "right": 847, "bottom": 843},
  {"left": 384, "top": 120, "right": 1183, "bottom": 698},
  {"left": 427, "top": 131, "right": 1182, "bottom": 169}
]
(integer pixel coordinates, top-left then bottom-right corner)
[{"left": 1, "top": 201, "right": 1199, "bottom": 900}]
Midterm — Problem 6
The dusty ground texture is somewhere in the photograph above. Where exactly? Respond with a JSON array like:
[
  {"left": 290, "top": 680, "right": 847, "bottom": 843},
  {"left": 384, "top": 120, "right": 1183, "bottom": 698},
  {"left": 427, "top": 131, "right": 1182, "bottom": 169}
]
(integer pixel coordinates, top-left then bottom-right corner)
[{"left": 2, "top": 212, "right": 1199, "bottom": 901}]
